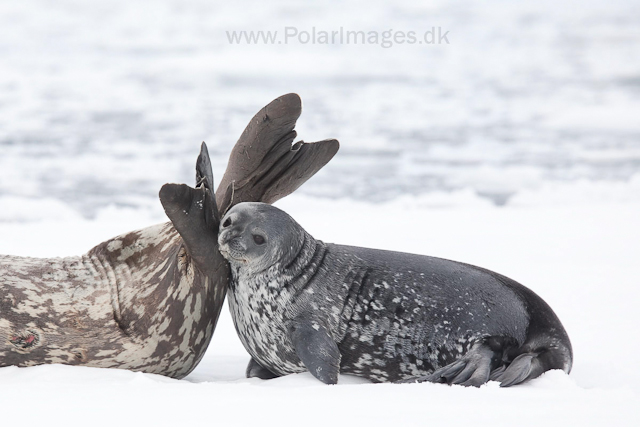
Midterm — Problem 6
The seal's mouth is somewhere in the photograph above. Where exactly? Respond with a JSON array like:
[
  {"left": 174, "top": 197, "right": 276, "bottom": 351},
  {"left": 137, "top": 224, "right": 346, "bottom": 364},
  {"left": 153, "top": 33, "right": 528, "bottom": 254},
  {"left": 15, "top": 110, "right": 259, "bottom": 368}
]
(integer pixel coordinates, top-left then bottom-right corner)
[{"left": 218, "top": 245, "right": 248, "bottom": 264}]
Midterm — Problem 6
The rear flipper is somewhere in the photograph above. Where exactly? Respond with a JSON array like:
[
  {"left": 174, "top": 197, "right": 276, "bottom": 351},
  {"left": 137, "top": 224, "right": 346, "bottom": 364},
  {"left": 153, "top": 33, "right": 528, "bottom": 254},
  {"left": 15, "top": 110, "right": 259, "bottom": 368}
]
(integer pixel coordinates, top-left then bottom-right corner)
[
  {"left": 159, "top": 142, "right": 226, "bottom": 280},
  {"left": 427, "top": 343, "right": 495, "bottom": 387},
  {"left": 246, "top": 358, "right": 280, "bottom": 380},
  {"left": 422, "top": 350, "right": 543, "bottom": 388},
  {"left": 215, "top": 93, "right": 339, "bottom": 214},
  {"left": 491, "top": 334, "right": 573, "bottom": 387},
  {"left": 490, "top": 353, "right": 542, "bottom": 387},
  {"left": 492, "top": 346, "right": 574, "bottom": 387},
  {"left": 397, "top": 343, "right": 495, "bottom": 387},
  {"left": 412, "top": 346, "right": 569, "bottom": 388}
]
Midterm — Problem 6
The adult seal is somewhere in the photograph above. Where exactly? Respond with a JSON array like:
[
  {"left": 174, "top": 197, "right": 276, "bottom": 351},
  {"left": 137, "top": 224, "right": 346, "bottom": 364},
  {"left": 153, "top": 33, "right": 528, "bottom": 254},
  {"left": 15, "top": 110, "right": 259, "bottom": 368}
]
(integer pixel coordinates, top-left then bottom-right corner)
[
  {"left": 219, "top": 202, "right": 573, "bottom": 387},
  {"left": 0, "top": 94, "right": 339, "bottom": 378}
]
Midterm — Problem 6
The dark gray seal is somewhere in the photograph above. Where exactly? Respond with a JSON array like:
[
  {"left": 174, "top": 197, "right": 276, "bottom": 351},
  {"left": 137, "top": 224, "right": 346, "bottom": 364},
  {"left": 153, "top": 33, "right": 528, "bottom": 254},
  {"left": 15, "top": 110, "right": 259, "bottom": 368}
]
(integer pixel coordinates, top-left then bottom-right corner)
[
  {"left": 219, "top": 202, "right": 573, "bottom": 387},
  {"left": 0, "top": 94, "right": 339, "bottom": 378}
]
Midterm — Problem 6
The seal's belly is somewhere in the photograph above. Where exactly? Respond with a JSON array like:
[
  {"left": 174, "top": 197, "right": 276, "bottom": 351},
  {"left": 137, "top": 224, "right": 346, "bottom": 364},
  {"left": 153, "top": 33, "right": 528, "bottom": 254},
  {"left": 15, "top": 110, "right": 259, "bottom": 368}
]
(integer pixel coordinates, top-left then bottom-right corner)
[
  {"left": 228, "top": 281, "right": 304, "bottom": 376},
  {"left": 0, "top": 254, "right": 125, "bottom": 367}
]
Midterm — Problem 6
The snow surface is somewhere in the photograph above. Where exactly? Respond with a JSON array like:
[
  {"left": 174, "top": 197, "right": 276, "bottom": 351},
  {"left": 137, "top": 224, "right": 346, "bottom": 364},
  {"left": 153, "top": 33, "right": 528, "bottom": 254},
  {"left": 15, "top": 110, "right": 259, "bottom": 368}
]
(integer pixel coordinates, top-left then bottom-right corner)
[
  {"left": 1, "top": 196, "right": 639, "bottom": 426},
  {"left": 1, "top": 0, "right": 640, "bottom": 425}
]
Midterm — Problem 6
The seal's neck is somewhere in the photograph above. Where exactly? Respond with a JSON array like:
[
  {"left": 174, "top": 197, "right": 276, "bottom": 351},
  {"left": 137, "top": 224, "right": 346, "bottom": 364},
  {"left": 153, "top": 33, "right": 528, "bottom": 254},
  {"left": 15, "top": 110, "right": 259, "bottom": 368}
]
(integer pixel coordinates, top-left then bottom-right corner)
[
  {"left": 279, "top": 231, "right": 327, "bottom": 294},
  {"left": 231, "top": 231, "right": 327, "bottom": 300}
]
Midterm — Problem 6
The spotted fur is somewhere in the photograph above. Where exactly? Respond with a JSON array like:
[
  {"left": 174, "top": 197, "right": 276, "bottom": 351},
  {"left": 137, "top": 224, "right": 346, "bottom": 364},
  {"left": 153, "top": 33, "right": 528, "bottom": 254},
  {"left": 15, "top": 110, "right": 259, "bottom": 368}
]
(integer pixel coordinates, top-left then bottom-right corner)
[
  {"left": 222, "top": 203, "right": 573, "bottom": 386},
  {"left": 0, "top": 223, "right": 226, "bottom": 378},
  {"left": 0, "top": 93, "right": 340, "bottom": 378}
]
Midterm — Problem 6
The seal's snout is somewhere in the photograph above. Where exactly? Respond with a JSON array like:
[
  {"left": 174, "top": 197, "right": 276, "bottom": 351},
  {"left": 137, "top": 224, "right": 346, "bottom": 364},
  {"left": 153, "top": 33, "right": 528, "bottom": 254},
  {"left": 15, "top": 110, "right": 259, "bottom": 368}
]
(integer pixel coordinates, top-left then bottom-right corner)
[
  {"left": 219, "top": 211, "right": 242, "bottom": 244},
  {"left": 218, "top": 203, "right": 267, "bottom": 265},
  {"left": 218, "top": 228, "right": 248, "bottom": 264},
  {"left": 218, "top": 228, "right": 241, "bottom": 246}
]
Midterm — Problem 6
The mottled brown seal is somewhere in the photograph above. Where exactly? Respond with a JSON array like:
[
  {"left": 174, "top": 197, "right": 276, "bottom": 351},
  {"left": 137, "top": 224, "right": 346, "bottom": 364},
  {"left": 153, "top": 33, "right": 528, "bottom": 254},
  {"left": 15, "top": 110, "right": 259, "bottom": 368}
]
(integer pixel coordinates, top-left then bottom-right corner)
[{"left": 0, "top": 94, "right": 339, "bottom": 378}]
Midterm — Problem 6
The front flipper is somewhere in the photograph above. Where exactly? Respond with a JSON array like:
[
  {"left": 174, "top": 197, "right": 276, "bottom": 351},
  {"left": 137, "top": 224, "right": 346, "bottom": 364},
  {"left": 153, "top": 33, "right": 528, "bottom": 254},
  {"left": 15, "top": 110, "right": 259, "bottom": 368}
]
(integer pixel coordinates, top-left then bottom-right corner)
[
  {"left": 246, "top": 358, "right": 279, "bottom": 380},
  {"left": 287, "top": 319, "right": 341, "bottom": 385},
  {"left": 159, "top": 142, "right": 224, "bottom": 279}
]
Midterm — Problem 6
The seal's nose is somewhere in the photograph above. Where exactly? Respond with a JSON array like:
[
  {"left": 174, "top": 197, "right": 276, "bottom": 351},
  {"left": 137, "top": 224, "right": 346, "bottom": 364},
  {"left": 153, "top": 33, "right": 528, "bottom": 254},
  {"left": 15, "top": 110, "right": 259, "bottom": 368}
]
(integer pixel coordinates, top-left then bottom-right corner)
[
  {"left": 218, "top": 229, "right": 237, "bottom": 246},
  {"left": 220, "top": 211, "right": 238, "bottom": 230},
  {"left": 219, "top": 210, "right": 247, "bottom": 248}
]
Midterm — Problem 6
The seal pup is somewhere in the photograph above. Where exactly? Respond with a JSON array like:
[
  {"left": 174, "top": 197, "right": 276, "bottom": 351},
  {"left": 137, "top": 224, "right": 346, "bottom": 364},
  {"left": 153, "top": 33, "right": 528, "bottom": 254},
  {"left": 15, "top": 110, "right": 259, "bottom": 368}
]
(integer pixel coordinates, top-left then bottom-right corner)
[
  {"left": 0, "top": 94, "right": 339, "bottom": 378},
  {"left": 219, "top": 202, "right": 573, "bottom": 387}
]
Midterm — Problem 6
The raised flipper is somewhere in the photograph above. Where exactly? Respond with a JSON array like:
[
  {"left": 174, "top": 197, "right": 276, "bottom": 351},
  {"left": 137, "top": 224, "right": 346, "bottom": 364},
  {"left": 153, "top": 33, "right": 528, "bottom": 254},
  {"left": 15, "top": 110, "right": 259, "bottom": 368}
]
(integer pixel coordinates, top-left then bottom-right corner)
[
  {"left": 215, "top": 93, "right": 339, "bottom": 214},
  {"left": 287, "top": 318, "right": 341, "bottom": 385},
  {"left": 246, "top": 357, "right": 279, "bottom": 380},
  {"left": 259, "top": 139, "right": 340, "bottom": 204},
  {"left": 159, "top": 142, "right": 226, "bottom": 279}
]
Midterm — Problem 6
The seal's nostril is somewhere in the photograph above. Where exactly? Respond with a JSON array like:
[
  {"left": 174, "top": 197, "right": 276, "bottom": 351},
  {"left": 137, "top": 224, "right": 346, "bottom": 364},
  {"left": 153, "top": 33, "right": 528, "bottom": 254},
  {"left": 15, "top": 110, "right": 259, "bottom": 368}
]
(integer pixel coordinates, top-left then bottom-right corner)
[{"left": 223, "top": 218, "right": 231, "bottom": 228}]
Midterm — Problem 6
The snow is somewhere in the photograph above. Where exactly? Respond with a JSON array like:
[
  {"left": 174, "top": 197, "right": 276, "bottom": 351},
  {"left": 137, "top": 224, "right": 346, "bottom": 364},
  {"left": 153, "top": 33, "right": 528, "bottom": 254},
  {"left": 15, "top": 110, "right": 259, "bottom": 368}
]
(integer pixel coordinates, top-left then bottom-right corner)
[
  {"left": 1, "top": 0, "right": 640, "bottom": 424},
  {"left": 1, "top": 196, "right": 639, "bottom": 426}
]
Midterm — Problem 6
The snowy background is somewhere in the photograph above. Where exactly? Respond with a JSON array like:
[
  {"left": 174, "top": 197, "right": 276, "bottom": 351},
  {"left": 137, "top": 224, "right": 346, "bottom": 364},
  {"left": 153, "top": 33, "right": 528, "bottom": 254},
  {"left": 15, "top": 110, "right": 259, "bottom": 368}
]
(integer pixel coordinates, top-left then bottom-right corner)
[{"left": 0, "top": 0, "right": 639, "bottom": 425}]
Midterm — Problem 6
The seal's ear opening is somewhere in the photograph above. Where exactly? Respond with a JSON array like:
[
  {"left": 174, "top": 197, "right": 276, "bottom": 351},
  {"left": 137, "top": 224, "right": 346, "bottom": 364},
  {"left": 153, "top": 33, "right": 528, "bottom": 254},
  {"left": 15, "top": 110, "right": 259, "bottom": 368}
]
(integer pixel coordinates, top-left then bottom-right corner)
[{"left": 215, "top": 93, "right": 339, "bottom": 214}]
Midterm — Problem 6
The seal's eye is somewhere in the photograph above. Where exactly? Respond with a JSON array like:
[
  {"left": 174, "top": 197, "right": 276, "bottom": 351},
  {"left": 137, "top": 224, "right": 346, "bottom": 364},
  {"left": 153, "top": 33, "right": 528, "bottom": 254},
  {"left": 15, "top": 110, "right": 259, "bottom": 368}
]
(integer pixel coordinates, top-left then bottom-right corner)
[
  {"left": 253, "top": 234, "right": 265, "bottom": 245},
  {"left": 222, "top": 218, "right": 231, "bottom": 228}
]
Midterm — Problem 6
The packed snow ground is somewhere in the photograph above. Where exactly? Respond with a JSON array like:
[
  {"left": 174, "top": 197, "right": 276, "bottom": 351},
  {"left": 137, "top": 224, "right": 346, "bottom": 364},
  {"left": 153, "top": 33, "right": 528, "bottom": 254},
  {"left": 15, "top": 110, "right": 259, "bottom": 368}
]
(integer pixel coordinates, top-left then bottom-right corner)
[
  {"left": 0, "top": 195, "right": 638, "bottom": 426},
  {"left": 1, "top": 0, "right": 639, "bottom": 425}
]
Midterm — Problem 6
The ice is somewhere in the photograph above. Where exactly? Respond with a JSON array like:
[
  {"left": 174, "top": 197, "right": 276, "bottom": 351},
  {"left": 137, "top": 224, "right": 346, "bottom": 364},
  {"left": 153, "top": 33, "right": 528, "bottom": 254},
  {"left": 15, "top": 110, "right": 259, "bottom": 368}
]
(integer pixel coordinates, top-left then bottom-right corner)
[
  {"left": 1, "top": 196, "right": 639, "bottom": 425},
  {"left": 1, "top": 0, "right": 640, "bottom": 425}
]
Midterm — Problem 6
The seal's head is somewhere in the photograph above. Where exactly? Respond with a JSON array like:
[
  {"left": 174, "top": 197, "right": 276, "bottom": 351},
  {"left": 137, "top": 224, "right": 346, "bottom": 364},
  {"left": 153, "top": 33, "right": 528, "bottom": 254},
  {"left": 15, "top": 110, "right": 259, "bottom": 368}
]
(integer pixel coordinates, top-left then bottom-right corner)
[{"left": 218, "top": 202, "right": 305, "bottom": 273}]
